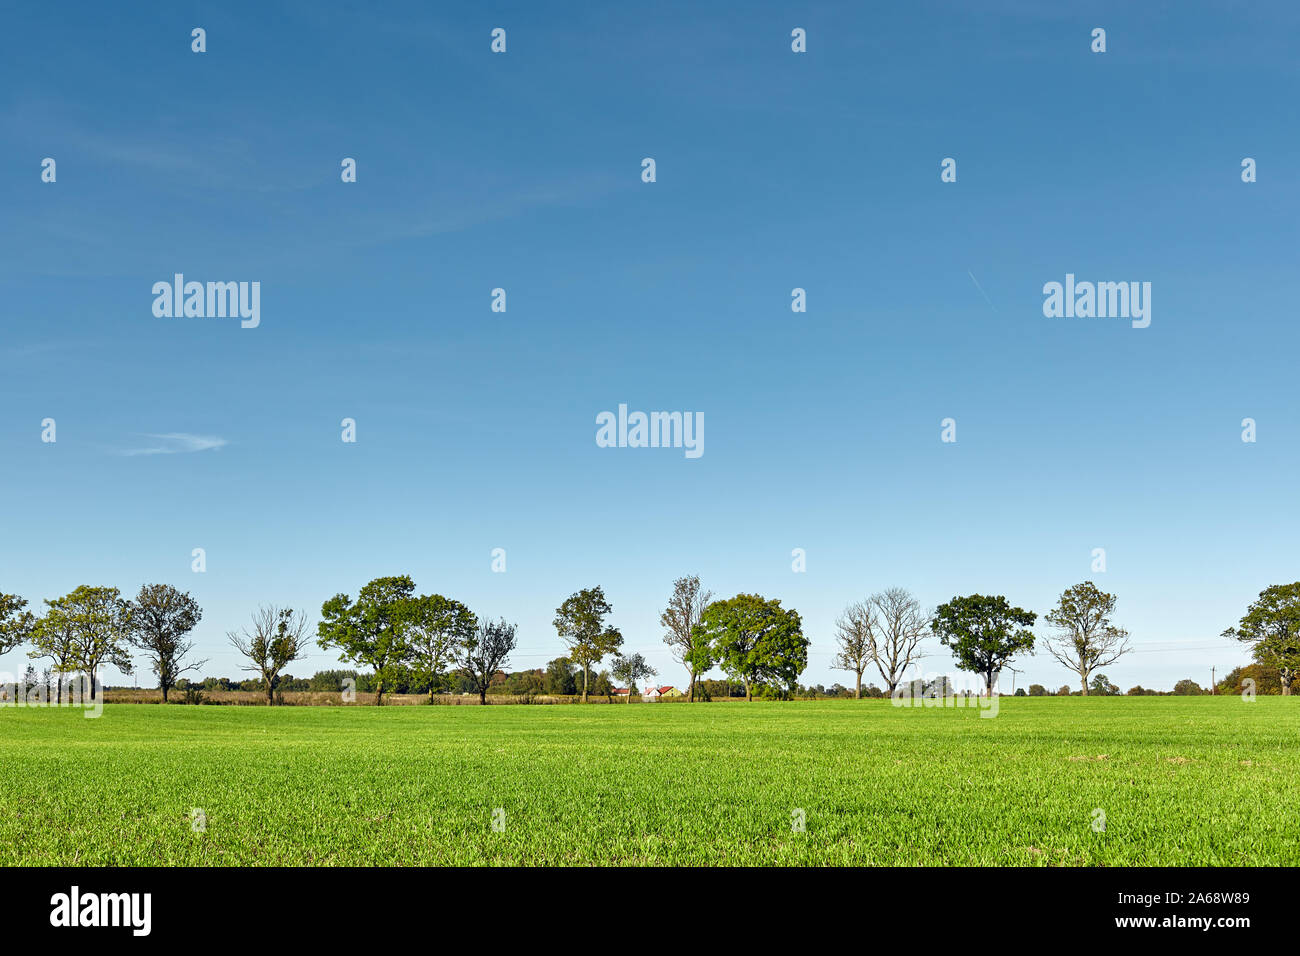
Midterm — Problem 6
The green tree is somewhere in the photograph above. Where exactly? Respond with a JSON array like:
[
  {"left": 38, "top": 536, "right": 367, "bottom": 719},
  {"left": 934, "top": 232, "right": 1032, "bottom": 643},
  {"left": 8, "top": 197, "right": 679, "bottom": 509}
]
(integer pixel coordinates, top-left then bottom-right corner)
[
  {"left": 228, "top": 606, "right": 311, "bottom": 705},
  {"left": 28, "top": 597, "right": 78, "bottom": 703},
  {"left": 682, "top": 633, "right": 714, "bottom": 701},
  {"left": 1217, "top": 663, "right": 1284, "bottom": 696},
  {"left": 0, "top": 593, "right": 36, "bottom": 656},
  {"left": 1171, "top": 678, "right": 1204, "bottom": 696},
  {"left": 59, "top": 585, "right": 133, "bottom": 701},
  {"left": 406, "top": 594, "right": 477, "bottom": 702},
  {"left": 127, "top": 584, "right": 205, "bottom": 703},
  {"left": 460, "top": 618, "right": 518, "bottom": 704},
  {"left": 543, "top": 657, "right": 578, "bottom": 696},
  {"left": 1089, "top": 673, "right": 1121, "bottom": 696},
  {"left": 660, "top": 575, "right": 713, "bottom": 701},
  {"left": 694, "top": 594, "right": 808, "bottom": 701},
  {"left": 1044, "top": 582, "right": 1131, "bottom": 695},
  {"left": 1222, "top": 583, "right": 1300, "bottom": 696},
  {"left": 318, "top": 575, "right": 417, "bottom": 705},
  {"left": 553, "top": 586, "right": 623, "bottom": 702},
  {"left": 611, "top": 653, "right": 657, "bottom": 702},
  {"left": 931, "top": 594, "right": 1037, "bottom": 695}
]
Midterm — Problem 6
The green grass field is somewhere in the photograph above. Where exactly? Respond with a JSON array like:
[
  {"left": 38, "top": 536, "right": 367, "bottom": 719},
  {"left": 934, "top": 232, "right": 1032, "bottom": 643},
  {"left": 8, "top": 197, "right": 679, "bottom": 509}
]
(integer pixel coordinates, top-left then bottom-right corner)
[{"left": 3, "top": 697, "right": 1296, "bottom": 866}]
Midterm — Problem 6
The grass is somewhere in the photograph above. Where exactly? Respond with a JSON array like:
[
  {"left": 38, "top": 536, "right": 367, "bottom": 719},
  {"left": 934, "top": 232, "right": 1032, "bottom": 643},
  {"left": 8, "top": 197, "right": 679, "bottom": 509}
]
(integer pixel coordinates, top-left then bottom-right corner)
[{"left": 2, "top": 696, "right": 1296, "bottom": 866}]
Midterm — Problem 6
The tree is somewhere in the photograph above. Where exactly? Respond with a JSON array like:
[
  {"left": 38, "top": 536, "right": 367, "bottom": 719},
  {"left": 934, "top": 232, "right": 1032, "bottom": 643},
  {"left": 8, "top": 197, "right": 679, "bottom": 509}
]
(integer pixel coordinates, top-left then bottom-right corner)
[
  {"left": 460, "top": 618, "right": 517, "bottom": 704},
  {"left": 1028, "top": 683, "right": 1048, "bottom": 697},
  {"left": 1171, "top": 678, "right": 1204, "bottom": 696},
  {"left": 1217, "top": 663, "right": 1285, "bottom": 696},
  {"left": 682, "top": 634, "right": 714, "bottom": 701},
  {"left": 1089, "top": 673, "right": 1122, "bottom": 696},
  {"left": 318, "top": 575, "right": 417, "bottom": 705},
  {"left": 832, "top": 601, "right": 875, "bottom": 698},
  {"left": 58, "top": 585, "right": 133, "bottom": 701},
  {"left": 931, "top": 594, "right": 1037, "bottom": 695},
  {"left": 543, "top": 657, "right": 578, "bottom": 696},
  {"left": 0, "top": 593, "right": 36, "bottom": 656},
  {"left": 660, "top": 575, "right": 713, "bottom": 701},
  {"left": 553, "top": 586, "right": 623, "bottom": 702},
  {"left": 849, "top": 588, "right": 929, "bottom": 694},
  {"left": 1044, "top": 582, "right": 1131, "bottom": 695},
  {"left": 228, "top": 606, "right": 310, "bottom": 705},
  {"left": 611, "top": 653, "right": 657, "bottom": 702},
  {"left": 28, "top": 598, "right": 79, "bottom": 704},
  {"left": 1222, "top": 583, "right": 1300, "bottom": 696},
  {"left": 694, "top": 594, "right": 807, "bottom": 701},
  {"left": 406, "top": 594, "right": 477, "bottom": 703},
  {"left": 126, "top": 584, "right": 205, "bottom": 703}
]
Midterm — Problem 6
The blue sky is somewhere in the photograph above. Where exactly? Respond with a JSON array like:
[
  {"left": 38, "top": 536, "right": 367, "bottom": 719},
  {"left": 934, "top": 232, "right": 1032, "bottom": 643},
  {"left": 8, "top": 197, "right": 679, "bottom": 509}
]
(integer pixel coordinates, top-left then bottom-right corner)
[{"left": 2, "top": 0, "right": 1297, "bottom": 693}]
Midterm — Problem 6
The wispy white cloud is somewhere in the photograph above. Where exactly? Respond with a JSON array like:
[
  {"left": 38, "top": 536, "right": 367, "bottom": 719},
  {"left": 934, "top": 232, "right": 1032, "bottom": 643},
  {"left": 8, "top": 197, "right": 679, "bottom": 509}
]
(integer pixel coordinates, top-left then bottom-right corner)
[{"left": 118, "top": 433, "right": 228, "bottom": 457}]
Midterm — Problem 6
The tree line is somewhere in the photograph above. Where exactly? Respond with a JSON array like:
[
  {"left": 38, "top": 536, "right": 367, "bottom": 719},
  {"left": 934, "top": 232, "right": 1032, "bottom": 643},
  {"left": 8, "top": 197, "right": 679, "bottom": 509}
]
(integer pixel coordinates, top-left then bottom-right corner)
[{"left": 2, "top": 575, "right": 1298, "bottom": 703}]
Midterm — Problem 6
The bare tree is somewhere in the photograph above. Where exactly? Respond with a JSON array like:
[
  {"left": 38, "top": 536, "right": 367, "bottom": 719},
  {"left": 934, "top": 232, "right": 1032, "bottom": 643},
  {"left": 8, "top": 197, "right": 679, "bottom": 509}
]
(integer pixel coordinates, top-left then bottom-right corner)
[
  {"left": 864, "top": 587, "right": 929, "bottom": 694},
  {"left": 460, "top": 618, "right": 517, "bottom": 704},
  {"left": 660, "top": 574, "right": 713, "bottom": 701},
  {"left": 1043, "top": 582, "right": 1131, "bottom": 695},
  {"left": 832, "top": 602, "right": 873, "bottom": 698},
  {"left": 228, "top": 606, "right": 310, "bottom": 705}
]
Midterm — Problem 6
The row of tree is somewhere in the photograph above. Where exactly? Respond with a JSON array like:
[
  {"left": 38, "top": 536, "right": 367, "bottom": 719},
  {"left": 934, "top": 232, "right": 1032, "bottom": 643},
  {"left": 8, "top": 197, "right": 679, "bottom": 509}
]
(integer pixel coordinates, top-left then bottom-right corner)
[
  {"left": 2, "top": 576, "right": 1297, "bottom": 702},
  {"left": 824, "top": 582, "right": 1133, "bottom": 698},
  {"left": 824, "top": 580, "right": 1300, "bottom": 697},
  {"left": 0, "top": 584, "right": 203, "bottom": 701}
]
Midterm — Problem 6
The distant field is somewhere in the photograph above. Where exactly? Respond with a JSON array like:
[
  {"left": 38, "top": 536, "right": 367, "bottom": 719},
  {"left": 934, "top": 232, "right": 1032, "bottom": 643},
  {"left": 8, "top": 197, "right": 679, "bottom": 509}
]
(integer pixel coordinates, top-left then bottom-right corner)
[{"left": 3, "top": 698, "right": 1296, "bottom": 865}]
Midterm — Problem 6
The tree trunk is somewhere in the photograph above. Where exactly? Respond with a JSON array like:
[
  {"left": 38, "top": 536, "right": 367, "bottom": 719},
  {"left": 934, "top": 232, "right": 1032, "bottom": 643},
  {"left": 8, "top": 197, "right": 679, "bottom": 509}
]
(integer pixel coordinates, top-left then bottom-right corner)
[
  {"left": 854, "top": 672, "right": 862, "bottom": 699},
  {"left": 1079, "top": 671, "right": 1089, "bottom": 696},
  {"left": 266, "top": 679, "right": 274, "bottom": 706},
  {"left": 688, "top": 671, "right": 696, "bottom": 702},
  {"left": 743, "top": 677, "right": 751, "bottom": 702},
  {"left": 88, "top": 670, "right": 96, "bottom": 701},
  {"left": 479, "top": 687, "right": 487, "bottom": 704},
  {"left": 1282, "top": 672, "right": 1292, "bottom": 696},
  {"left": 162, "top": 683, "right": 169, "bottom": 703},
  {"left": 582, "top": 665, "right": 589, "bottom": 702}
]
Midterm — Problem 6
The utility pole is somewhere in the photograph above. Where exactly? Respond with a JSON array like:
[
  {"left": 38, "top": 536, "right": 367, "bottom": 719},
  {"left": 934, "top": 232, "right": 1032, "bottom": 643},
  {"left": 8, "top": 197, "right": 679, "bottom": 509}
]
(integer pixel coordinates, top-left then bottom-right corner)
[{"left": 1211, "top": 666, "right": 1216, "bottom": 695}]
